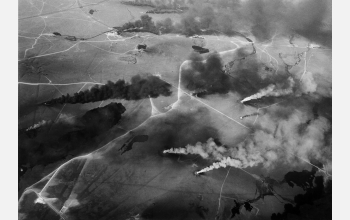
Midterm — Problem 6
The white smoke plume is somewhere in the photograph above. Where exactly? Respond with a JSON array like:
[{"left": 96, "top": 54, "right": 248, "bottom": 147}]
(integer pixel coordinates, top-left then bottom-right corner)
[
  {"left": 26, "top": 114, "right": 75, "bottom": 132},
  {"left": 189, "top": 109, "right": 331, "bottom": 175},
  {"left": 241, "top": 84, "right": 275, "bottom": 103},
  {"left": 26, "top": 120, "right": 50, "bottom": 131},
  {"left": 57, "top": 113, "right": 76, "bottom": 124},
  {"left": 241, "top": 77, "right": 295, "bottom": 103},
  {"left": 163, "top": 138, "right": 227, "bottom": 160},
  {"left": 300, "top": 71, "right": 317, "bottom": 93},
  {"left": 196, "top": 157, "right": 243, "bottom": 174}
]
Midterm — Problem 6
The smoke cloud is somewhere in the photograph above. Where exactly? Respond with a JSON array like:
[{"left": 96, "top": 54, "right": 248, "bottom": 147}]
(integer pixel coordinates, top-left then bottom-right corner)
[
  {"left": 128, "top": 0, "right": 331, "bottom": 47},
  {"left": 42, "top": 75, "right": 172, "bottom": 105},
  {"left": 182, "top": 49, "right": 292, "bottom": 98},
  {"left": 182, "top": 0, "right": 331, "bottom": 47},
  {"left": 164, "top": 107, "right": 331, "bottom": 175},
  {"left": 181, "top": 52, "right": 231, "bottom": 96}
]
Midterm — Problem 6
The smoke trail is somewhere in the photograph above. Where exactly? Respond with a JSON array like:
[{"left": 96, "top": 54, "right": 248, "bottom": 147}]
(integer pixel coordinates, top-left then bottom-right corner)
[
  {"left": 26, "top": 120, "right": 50, "bottom": 131},
  {"left": 240, "top": 113, "right": 259, "bottom": 120},
  {"left": 42, "top": 75, "right": 172, "bottom": 105},
  {"left": 241, "top": 77, "right": 295, "bottom": 103},
  {"left": 241, "top": 85, "right": 275, "bottom": 103},
  {"left": 163, "top": 138, "right": 227, "bottom": 160},
  {"left": 196, "top": 157, "right": 243, "bottom": 174}
]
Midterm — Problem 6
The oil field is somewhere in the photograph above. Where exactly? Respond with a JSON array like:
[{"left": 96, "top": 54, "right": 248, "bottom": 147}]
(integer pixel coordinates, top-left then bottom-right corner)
[{"left": 18, "top": 0, "right": 332, "bottom": 219}]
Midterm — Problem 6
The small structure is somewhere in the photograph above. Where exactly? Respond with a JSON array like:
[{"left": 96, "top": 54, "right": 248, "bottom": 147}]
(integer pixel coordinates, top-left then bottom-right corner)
[
  {"left": 106, "top": 31, "right": 119, "bottom": 38},
  {"left": 119, "top": 56, "right": 137, "bottom": 64},
  {"left": 89, "top": 9, "right": 97, "bottom": 15},
  {"left": 137, "top": 44, "right": 147, "bottom": 50},
  {"left": 245, "top": 37, "right": 253, "bottom": 42},
  {"left": 191, "top": 35, "right": 204, "bottom": 39},
  {"left": 192, "top": 45, "right": 209, "bottom": 54},
  {"left": 65, "top": 36, "right": 77, "bottom": 41}
]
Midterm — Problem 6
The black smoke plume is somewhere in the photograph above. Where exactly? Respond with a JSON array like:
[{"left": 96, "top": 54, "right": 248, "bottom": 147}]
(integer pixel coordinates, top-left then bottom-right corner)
[
  {"left": 19, "top": 102, "right": 126, "bottom": 193},
  {"left": 182, "top": 50, "right": 291, "bottom": 98},
  {"left": 118, "top": 1, "right": 331, "bottom": 47},
  {"left": 117, "top": 14, "right": 159, "bottom": 35},
  {"left": 230, "top": 200, "right": 252, "bottom": 218},
  {"left": 79, "top": 102, "right": 126, "bottom": 135},
  {"left": 182, "top": 52, "right": 231, "bottom": 96},
  {"left": 154, "top": 0, "right": 331, "bottom": 47},
  {"left": 42, "top": 75, "right": 172, "bottom": 105},
  {"left": 271, "top": 175, "right": 331, "bottom": 220}
]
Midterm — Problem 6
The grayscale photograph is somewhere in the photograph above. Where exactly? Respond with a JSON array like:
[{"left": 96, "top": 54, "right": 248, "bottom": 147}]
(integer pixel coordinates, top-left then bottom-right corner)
[{"left": 17, "top": 0, "right": 332, "bottom": 219}]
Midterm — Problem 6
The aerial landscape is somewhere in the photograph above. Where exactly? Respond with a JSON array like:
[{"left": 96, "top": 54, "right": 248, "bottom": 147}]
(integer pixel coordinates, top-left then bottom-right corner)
[{"left": 18, "top": 0, "right": 332, "bottom": 219}]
